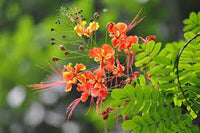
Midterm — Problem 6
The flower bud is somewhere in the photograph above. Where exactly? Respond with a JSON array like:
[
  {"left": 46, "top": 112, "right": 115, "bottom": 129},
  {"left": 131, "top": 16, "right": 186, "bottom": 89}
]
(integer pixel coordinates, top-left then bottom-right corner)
[
  {"left": 64, "top": 51, "right": 69, "bottom": 56},
  {"left": 90, "top": 18, "right": 94, "bottom": 22},
  {"left": 59, "top": 45, "right": 65, "bottom": 51},
  {"left": 79, "top": 45, "right": 84, "bottom": 51},
  {"left": 52, "top": 57, "right": 60, "bottom": 62},
  {"left": 101, "top": 111, "right": 107, "bottom": 115},
  {"left": 123, "top": 116, "right": 129, "bottom": 120},
  {"left": 93, "top": 12, "right": 100, "bottom": 19},
  {"left": 147, "top": 36, "right": 156, "bottom": 41},
  {"left": 103, "top": 113, "right": 109, "bottom": 120},
  {"left": 51, "top": 37, "right": 55, "bottom": 41},
  {"left": 51, "top": 28, "right": 55, "bottom": 31}
]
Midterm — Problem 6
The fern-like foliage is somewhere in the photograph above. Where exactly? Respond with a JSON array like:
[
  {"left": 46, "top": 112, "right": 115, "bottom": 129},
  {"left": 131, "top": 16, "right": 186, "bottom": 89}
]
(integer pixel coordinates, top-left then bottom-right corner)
[
  {"left": 183, "top": 12, "right": 200, "bottom": 33},
  {"left": 110, "top": 12, "right": 200, "bottom": 133},
  {"left": 122, "top": 106, "right": 199, "bottom": 133}
]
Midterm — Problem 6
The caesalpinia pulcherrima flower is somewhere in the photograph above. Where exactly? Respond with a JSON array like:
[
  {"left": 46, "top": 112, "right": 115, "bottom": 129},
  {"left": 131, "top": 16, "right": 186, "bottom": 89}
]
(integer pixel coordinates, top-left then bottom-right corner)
[
  {"left": 89, "top": 44, "right": 115, "bottom": 68},
  {"left": 28, "top": 7, "right": 156, "bottom": 121},
  {"left": 112, "top": 59, "right": 125, "bottom": 77},
  {"left": 62, "top": 63, "right": 86, "bottom": 91},
  {"left": 74, "top": 21, "right": 99, "bottom": 37}
]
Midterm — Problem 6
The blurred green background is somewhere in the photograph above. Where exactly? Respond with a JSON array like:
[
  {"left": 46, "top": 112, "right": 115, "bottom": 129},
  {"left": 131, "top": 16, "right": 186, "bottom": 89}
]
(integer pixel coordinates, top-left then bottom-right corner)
[{"left": 0, "top": 0, "right": 200, "bottom": 133}]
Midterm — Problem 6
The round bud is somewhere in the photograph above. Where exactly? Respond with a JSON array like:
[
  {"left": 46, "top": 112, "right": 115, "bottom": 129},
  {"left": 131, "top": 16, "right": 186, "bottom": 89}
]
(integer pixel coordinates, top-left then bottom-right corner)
[
  {"left": 101, "top": 111, "right": 107, "bottom": 115},
  {"left": 123, "top": 116, "right": 128, "bottom": 120},
  {"left": 52, "top": 57, "right": 60, "bottom": 62},
  {"left": 103, "top": 113, "right": 109, "bottom": 120},
  {"left": 90, "top": 19, "right": 94, "bottom": 22},
  {"left": 79, "top": 45, "right": 84, "bottom": 51},
  {"left": 51, "top": 28, "right": 55, "bottom": 31},
  {"left": 64, "top": 51, "right": 69, "bottom": 56},
  {"left": 51, "top": 37, "right": 55, "bottom": 41},
  {"left": 59, "top": 45, "right": 65, "bottom": 51},
  {"left": 93, "top": 12, "right": 100, "bottom": 19}
]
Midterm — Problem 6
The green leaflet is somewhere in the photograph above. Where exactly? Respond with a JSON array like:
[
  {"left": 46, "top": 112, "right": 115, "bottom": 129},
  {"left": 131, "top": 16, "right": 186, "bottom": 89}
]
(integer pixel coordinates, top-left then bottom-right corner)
[
  {"left": 183, "top": 12, "right": 200, "bottom": 33},
  {"left": 122, "top": 106, "right": 198, "bottom": 133}
]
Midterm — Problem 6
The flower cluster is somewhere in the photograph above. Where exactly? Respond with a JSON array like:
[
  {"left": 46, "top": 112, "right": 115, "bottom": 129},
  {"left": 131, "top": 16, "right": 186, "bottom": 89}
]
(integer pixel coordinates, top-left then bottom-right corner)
[
  {"left": 74, "top": 21, "right": 99, "bottom": 37},
  {"left": 28, "top": 8, "right": 156, "bottom": 120},
  {"left": 67, "top": 8, "right": 99, "bottom": 37}
]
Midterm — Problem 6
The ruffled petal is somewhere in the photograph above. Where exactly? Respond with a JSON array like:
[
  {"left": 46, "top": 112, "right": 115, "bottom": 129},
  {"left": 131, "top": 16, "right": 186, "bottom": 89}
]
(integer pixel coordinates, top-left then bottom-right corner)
[
  {"left": 74, "top": 25, "right": 83, "bottom": 36},
  {"left": 63, "top": 71, "right": 73, "bottom": 81},
  {"left": 107, "top": 22, "right": 115, "bottom": 33},
  {"left": 89, "top": 47, "right": 101, "bottom": 58},
  {"left": 64, "top": 63, "right": 74, "bottom": 73},
  {"left": 116, "top": 22, "right": 127, "bottom": 34},
  {"left": 75, "top": 63, "right": 86, "bottom": 73},
  {"left": 101, "top": 44, "right": 115, "bottom": 57},
  {"left": 80, "top": 92, "right": 89, "bottom": 102},
  {"left": 89, "top": 21, "right": 99, "bottom": 31},
  {"left": 77, "top": 73, "right": 86, "bottom": 83},
  {"left": 65, "top": 83, "right": 73, "bottom": 92},
  {"left": 126, "top": 36, "right": 138, "bottom": 49},
  {"left": 106, "top": 55, "right": 115, "bottom": 65},
  {"left": 84, "top": 71, "right": 95, "bottom": 80},
  {"left": 112, "top": 38, "right": 119, "bottom": 47}
]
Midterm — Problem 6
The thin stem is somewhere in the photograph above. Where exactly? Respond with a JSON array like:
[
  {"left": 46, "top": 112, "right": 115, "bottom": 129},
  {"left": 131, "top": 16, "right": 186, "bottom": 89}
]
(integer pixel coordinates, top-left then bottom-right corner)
[
  {"left": 103, "top": 120, "right": 107, "bottom": 133},
  {"left": 126, "top": 51, "right": 130, "bottom": 77},
  {"left": 105, "top": 30, "right": 108, "bottom": 44}
]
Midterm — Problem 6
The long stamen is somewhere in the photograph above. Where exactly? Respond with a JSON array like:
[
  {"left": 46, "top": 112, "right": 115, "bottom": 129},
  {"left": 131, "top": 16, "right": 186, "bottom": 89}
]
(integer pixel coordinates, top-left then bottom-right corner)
[
  {"left": 85, "top": 97, "right": 94, "bottom": 115},
  {"left": 66, "top": 98, "right": 81, "bottom": 120}
]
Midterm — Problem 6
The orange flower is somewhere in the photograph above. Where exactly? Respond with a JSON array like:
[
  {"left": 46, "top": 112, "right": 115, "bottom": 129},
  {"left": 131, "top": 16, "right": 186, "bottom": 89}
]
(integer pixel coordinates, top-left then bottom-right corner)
[
  {"left": 89, "top": 44, "right": 115, "bottom": 68},
  {"left": 125, "top": 36, "right": 138, "bottom": 49},
  {"left": 113, "top": 59, "right": 125, "bottom": 77},
  {"left": 107, "top": 22, "right": 127, "bottom": 48},
  {"left": 107, "top": 23, "right": 138, "bottom": 52},
  {"left": 107, "top": 22, "right": 127, "bottom": 38},
  {"left": 84, "top": 68, "right": 107, "bottom": 99},
  {"left": 62, "top": 63, "right": 86, "bottom": 92},
  {"left": 123, "top": 36, "right": 138, "bottom": 55},
  {"left": 77, "top": 81, "right": 92, "bottom": 102},
  {"left": 107, "top": 10, "right": 145, "bottom": 51}
]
